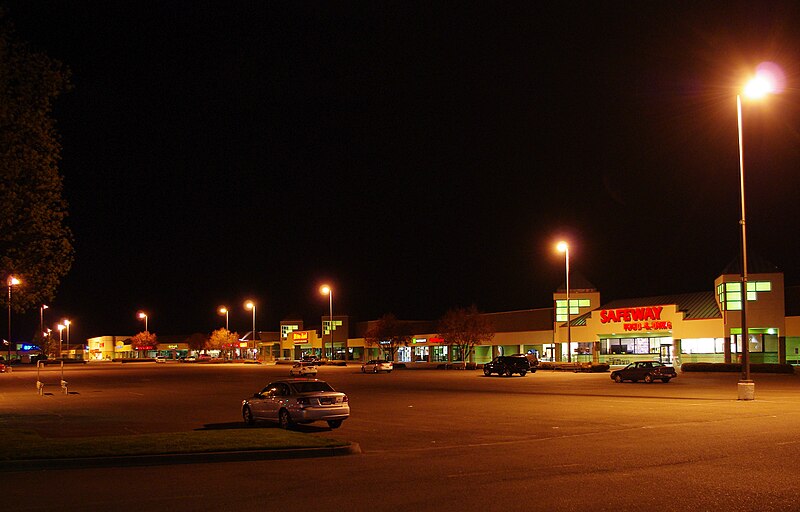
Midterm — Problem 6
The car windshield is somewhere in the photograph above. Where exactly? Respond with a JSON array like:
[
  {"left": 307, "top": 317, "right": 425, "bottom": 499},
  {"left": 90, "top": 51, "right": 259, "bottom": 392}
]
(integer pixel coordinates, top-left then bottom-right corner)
[{"left": 290, "top": 381, "right": 334, "bottom": 394}]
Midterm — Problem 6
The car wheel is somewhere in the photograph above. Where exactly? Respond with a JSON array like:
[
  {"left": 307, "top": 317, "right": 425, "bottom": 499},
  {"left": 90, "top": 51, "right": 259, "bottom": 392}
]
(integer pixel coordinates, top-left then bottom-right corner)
[
  {"left": 483, "top": 368, "right": 491, "bottom": 376},
  {"left": 361, "top": 367, "right": 366, "bottom": 373},
  {"left": 279, "top": 409, "right": 293, "bottom": 429},
  {"left": 644, "top": 374, "right": 653, "bottom": 384},
  {"left": 387, "top": 370, "right": 392, "bottom": 373},
  {"left": 662, "top": 378, "right": 671, "bottom": 383},
  {"left": 504, "top": 369, "right": 513, "bottom": 377},
  {"left": 519, "top": 370, "right": 527, "bottom": 377},
  {"left": 613, "top": 374, "right": 623, "bottom": 383},
  {"left": 243, "top": 406, "right": 255, "bottom": 425},
  {"left": 327, "top": 419, "right": 343, "bottom": 429}
]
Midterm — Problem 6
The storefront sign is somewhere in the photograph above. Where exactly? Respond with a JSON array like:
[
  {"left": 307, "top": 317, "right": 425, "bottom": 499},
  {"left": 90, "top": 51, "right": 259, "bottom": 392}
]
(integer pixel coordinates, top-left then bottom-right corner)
[
  {"left": 292, "top": 332, "right": 309, "bottom": 344},
  {"left": 239, "top": 342, "right": 248, "bottom": 348},
  {"left": 600, "top": 306, "right": 663, "bottom": 324},
  {"left": 599, "top": 306, "right": 671, "bottom": 331},
  {"left": 168, "top": 344, "right": 178, "bottom": 349}
]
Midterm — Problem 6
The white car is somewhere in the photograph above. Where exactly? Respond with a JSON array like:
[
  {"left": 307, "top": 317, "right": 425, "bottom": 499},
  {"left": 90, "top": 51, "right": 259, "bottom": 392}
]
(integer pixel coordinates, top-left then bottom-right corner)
[
  {"left": 155, "top": 356, "right": 166, "bottom": 363},
  {"left": 289, "top": 361, "right": 318, "bottom": 377},
  {"left": 242, "top": 379, "right": 349, "bottom": 429},
  {"left": 361, "top": 359, "right": 393, "bottom": 373}
]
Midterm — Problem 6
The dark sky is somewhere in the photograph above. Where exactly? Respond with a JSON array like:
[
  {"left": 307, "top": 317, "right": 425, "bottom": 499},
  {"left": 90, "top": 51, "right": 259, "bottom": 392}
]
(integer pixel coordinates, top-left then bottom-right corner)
[{"left": 5, "top": 1, "right": 800, "bottom": 341}]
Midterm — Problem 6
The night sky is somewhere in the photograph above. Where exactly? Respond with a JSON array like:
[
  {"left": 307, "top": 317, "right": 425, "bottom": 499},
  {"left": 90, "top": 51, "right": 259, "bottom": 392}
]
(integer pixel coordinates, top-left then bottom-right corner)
[{"left": 5, "top": 2, "right": 800, "bottom": 341}]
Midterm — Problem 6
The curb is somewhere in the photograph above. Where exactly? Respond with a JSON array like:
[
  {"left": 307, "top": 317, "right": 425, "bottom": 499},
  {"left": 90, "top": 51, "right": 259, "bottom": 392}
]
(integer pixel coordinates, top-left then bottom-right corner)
[{"left": 0, "top": 442, "right": 361, "bottom": 472}]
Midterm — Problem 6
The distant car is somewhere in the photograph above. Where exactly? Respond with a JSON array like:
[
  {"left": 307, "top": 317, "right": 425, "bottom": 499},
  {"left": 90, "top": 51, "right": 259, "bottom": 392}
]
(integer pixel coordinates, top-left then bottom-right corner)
[
  {"left": 300, "top": 355, "right": 320, "bottom": 363},
  {"left": 155, "top": 356, "right": 166, "bottom": 363},
  {"left": 242, "top": 379, "right": 349, "bottom": 429},
  {"left": 181, "top": 356, "right": 196, "bottom": 362},
  {"left": 483, "top": 355, "right": 532, "bottom": 377},
  {"left": 0, "top": 363, "right": 5, "bottom": 373},
  {"left": 361, "top": 359, "right": 393, "bottom": 373},
  {"left": 289, "top": 361, "right": 318, "bottom": 377},
  {"left": 610, "top": 360, "right": 677, "bottom": 383}
]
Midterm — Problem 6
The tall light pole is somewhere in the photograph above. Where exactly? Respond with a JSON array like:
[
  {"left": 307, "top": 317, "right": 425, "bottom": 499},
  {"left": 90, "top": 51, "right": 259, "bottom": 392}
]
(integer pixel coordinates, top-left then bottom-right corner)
[
  {"left": 736, "top": 69, "right": 780, "bottom": 401},
  {"left": 63, "top": 319, "right": 71, "bottom": 352},
  {"left": 40, "top": 305, "right": 49, "bottom": 341},
  {"left": 556, "top": 242, "right": 571, "bottom": 363},
  {"left": 320, "top": 285, "right": 333, "bottom": 360},
  {"left": 245, "top": 301, "right": 256, "bottom": 359},
  {"left": 6, "top": 276, "right": 20, "bottom": 362},
  {"left": 57, "top": 323, "right": 65, "bottom": 359},
  {"left": 218, "top": 306, "right": 229, "bottom": 331},
  {"left": 138, "top": 311, "right": 148, "bottom": 332}
]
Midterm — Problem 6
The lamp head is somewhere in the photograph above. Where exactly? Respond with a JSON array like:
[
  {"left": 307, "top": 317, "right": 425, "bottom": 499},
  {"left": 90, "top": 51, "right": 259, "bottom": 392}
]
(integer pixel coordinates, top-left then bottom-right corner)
[
  {"left": 245, "top": 301, "right": 254, "bottom": 311},
  {"left": 320, "top": 285, "right": 331, "bottom": 296},
  {"left": 218, "top": 307, "right": 228, "bottom": 315},
  {"left": 138, "top": 311, "right": 147, "bottom": 319},
  {"left": 7, "top": 276, "right": 20, "bottom": 286},
  {"left": 57, "top": 324, "right": 65, "bottom": 332},
  {"left": 556, "top": 241, "right": 569, "bottom": 253}
]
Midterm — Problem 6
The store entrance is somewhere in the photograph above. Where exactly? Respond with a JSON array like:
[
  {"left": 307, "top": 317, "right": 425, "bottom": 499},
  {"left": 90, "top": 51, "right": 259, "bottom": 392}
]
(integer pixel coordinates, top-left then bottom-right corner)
[{"left": 659, "top": 344, "right": 672, "bottom": 364}]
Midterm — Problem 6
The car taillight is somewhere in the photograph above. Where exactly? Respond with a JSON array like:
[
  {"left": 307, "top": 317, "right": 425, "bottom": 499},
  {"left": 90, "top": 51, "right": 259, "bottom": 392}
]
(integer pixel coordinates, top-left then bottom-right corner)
[{"left": 342, "top": 395, "right": 349, "bottom": 403}]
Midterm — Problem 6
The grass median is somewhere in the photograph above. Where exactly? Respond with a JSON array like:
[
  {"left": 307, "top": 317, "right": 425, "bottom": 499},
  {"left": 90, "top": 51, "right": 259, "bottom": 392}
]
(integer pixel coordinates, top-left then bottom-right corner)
[{"left": 0, "top": 428, "right": 348, "bottom": 461}]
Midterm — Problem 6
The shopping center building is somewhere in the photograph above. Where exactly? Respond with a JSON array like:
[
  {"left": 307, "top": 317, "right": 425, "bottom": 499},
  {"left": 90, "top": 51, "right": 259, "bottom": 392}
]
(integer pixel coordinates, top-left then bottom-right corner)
[
  {"left": 86, "top": 258, "right": 800, "bottom": 366},
  {"left": 280, "top": 257, "right": 800, "bottom": 366}
]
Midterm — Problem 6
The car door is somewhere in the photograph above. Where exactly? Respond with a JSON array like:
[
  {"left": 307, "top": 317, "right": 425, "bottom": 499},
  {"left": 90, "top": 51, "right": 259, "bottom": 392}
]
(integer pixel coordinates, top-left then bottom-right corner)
[{"left": 251, "top": 384, "right": 281, "bottom": 419}]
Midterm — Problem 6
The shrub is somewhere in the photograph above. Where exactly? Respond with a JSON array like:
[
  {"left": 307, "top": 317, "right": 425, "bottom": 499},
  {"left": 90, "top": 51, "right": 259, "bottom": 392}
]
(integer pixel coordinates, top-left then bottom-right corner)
[{"left": 682, "top": 362, "right": 794, "bottom": 374}]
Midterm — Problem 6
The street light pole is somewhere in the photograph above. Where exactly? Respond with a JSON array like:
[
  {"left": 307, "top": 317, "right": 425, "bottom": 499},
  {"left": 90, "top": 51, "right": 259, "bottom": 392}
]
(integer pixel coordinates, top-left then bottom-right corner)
[
  {"left": 320, "top": 285, "right": 333, "bottom": 360},
  {"left": 245, "top": 301, "right": 256, "bottom": 359},
  {"left": 736, "top": 93, "right": 751, "bottom": 391},
  {"left": 734, "top": 68, "right": 781, "bottom": 400},
  {"left": 64, "top": 319, "right": 71, "bottom": 353},
  {"left": 138, "top": 311, "right": 148, "bottom": 332},
  {"left": 7, "top": 276, "right": 20, "bottom": 362},
  {"left": 218, "top": 307, "right": 229, "bottom": 331},
  {"left": 57, "top": 324, "right": 65, "bottom": 359},
  {"left": 40, "top": 305, "right": 49, "bottom": 341},
  {"left": 557, "top": 242, "right": 571, "bottom": 363}
]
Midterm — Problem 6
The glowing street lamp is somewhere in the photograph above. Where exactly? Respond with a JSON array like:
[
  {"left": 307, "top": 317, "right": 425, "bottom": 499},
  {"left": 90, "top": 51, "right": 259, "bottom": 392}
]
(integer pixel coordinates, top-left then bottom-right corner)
[
  {"left": 6, "top": 276, "right": 20, "bottom": 362},
  {"left": 218, "top": 306, "right": 229, "bottom": 331},
  {"left": 137, "top": 311, "right": 148, "bottom": 332},
  {"left": 556, "top": 242, "right": 571, "bottom": 363},
  {"left": 320, "top": 285, "right": 333, "bottom": 360},
  {"left": 40, "top": 305, "right": 49, "bottom": 341},
  {"left": 735, "top": 65, "right": 782, "bottom": 400},
  {"left": 63, "top": 319, "right": 71, "bottom": 351},
  {"left": 57, "top": 323, "right": 65, "bottom": 359},
  {"left": 245, "top": 301, "right": 256, "bottom": 357}
]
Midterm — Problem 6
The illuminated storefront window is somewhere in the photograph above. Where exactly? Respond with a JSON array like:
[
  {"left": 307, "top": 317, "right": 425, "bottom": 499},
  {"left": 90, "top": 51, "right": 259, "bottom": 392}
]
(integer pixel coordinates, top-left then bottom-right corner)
[
  {"left": 717, "top": 280, "right": 771, "bottom": 311},
  {"left": 555, "top": 298, "right": 591, "bottom": 322},
  {"left": 281, "top": 324, "right": 299, "bottom": 339},
  {"left": 323, "top": 320, "right": 343, "bottom": 335},
  {"left": 601, "top": 336, "right": 672, "bottom": 355}
]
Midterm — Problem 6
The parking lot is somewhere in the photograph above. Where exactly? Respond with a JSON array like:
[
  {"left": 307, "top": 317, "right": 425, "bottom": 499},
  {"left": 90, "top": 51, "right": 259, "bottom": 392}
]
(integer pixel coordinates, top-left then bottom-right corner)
[{"left": 3, "top": 363, "right": 800, "bottom": 511}]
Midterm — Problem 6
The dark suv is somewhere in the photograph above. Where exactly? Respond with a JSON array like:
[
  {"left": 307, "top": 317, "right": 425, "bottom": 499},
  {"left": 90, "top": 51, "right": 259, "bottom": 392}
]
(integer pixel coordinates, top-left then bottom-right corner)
[{"left": 483, "top": 355, "right": 532, "bottom": 377}]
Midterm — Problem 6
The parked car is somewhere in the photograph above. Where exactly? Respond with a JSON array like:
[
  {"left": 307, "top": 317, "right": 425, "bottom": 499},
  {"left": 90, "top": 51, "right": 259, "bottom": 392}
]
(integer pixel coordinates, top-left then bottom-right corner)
[
  {"left": 610, "top": 360, "right": 677, "bottom": 383},
  {"left": 361, "top": 359, "right": 393, "bottom": 373},
  {"left": 242, "top": 379, "right": 349, "bottom": 429},
  {"left": 300, "top": 355, "right": 319, "bottom": 363},
  {"left": 198, "top": 353, "right": 212, "bottom": 360},
  {"left": 155, "top": 356, "right": 166, "bottom": 363},
  {"left": 483, "top": 355, "right": 532, "bottom": 377},
  {"left": 0, "top": 363, "right": 5, "bottom": 373},
  {"left": 289, "top": 361, "right": 318, "bottom": 377}
]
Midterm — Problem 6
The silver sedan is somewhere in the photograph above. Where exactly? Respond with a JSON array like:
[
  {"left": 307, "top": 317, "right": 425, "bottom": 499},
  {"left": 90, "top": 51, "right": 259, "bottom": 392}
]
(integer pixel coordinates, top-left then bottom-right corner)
[{"left": 242, "top": 379, "right": 350, "bottom": 429}]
